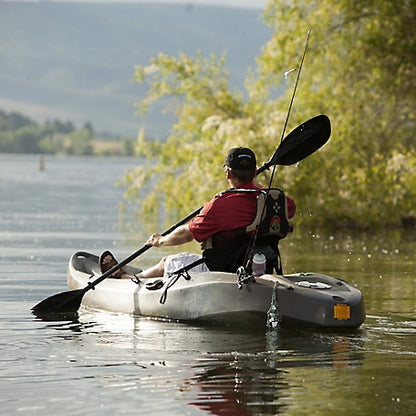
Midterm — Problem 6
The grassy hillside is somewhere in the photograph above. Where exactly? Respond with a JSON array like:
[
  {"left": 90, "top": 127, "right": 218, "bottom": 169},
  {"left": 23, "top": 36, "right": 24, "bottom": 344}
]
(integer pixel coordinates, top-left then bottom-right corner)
[{"left": 0, "top": 2, "right": 270, "bottom": 137}]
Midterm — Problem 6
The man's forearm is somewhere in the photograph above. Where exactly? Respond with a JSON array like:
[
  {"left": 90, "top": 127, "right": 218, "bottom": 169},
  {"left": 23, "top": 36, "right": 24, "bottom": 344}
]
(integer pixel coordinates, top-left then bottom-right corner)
[{"left": 149, "top": 224, "right": 194, "bottom": 247}]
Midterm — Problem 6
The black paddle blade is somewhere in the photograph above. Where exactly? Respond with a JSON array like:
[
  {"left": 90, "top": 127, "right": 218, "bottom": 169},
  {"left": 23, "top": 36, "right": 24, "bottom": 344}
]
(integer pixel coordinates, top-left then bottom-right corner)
[
  {"left": 274, "top": 114, "right": 331, "bottom": 165},
  {"left": 31, "top": 288, "right": 87, "bottom": 315}
]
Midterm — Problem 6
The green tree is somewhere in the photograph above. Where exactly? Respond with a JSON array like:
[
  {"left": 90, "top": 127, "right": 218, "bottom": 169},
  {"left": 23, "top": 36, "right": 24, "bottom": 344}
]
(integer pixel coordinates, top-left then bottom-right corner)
[
  {"left": 127, "top": 0, "right": 416, "bottom": 230},
  {"left": 65, "top": 129, "right": 93, "bottom": 155},
  {"left": 0, "top": 110, "right": 35, "bottom": 131},
  {"left": 257, "top": 0, "right": 416, "bottom": 229},
  {"left": 121, "top": 137, "right": 135, "bottom": 156},
  {"left": 45, "top": 119, "right": 75, "bottom": 134},
  {"left": 0, "top": 110, "right": 102, "bottom": 155},
  {"left": 38, "top": 132, "right": 67, "bottom": 154},
  {"left": 0, "top": 125, "right": 43, "bottom": 153}
]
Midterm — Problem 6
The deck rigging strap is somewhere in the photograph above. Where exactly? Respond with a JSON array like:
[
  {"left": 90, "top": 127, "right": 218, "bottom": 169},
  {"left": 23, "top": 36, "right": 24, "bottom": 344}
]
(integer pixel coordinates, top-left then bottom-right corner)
[
  {"left": 159, "top": 254, "right": 258, "bottom": 304},
  {"left": 159, "top": 257, "right": 206, "bottom": 304}
]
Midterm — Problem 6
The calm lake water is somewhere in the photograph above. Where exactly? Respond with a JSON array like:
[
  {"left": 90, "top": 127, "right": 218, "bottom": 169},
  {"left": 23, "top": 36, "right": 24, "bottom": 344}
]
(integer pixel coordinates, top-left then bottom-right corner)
[{"left": 1, "top": 154, "right": 415, "bottom": 415}]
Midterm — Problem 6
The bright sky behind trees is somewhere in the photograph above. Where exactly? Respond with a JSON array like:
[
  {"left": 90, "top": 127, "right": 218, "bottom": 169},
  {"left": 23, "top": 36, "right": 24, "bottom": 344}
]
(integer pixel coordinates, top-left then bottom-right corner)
[{"left": 9, "top": 0, "right": 267, "bottom": 8}]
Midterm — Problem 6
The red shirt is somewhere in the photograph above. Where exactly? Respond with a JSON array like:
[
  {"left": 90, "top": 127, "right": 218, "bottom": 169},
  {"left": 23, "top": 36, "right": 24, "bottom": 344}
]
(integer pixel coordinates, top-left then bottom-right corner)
[{"left": 189, "top": 183, "right": 296, "bottom": 243}]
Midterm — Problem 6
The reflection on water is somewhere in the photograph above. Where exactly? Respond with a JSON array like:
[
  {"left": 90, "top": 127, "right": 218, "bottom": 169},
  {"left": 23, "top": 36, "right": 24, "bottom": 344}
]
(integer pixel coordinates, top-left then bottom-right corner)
[
  {"left": 28, "top": 306, "right": 416, "bottom": 416},
  {"left": 1, "top": 155, "right": 416, "bottom": 415},
  {"left": 33, "top": 309, "right": 368, "bottom": 415}
]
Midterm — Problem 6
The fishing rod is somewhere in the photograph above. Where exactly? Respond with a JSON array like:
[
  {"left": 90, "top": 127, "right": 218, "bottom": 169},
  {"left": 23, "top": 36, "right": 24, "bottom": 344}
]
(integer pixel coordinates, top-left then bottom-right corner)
[
  {"left": 242, "top": 27, "right": 312, "bottom": 275},
  {"left": 270, "top": 26, "right": 311, "bottom": 186}
]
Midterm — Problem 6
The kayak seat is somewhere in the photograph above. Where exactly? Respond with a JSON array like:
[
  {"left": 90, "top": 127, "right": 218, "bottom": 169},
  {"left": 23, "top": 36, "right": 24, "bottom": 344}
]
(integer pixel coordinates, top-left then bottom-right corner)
[{"left": 72, "top": 251, "right": 101, "bottom": 275}]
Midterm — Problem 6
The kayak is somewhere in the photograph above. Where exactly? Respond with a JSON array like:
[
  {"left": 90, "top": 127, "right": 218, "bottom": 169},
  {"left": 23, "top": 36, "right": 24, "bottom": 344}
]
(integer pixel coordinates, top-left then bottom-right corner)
[{"left": 67, "top": 251, "right": 365, "bottom": 329}]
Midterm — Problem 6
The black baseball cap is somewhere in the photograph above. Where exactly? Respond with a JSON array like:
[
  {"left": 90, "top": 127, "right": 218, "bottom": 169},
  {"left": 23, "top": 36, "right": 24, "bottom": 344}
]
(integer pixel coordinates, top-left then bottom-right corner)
[{"left": 224, "top": 147, "right": 256, "bottom": 170}]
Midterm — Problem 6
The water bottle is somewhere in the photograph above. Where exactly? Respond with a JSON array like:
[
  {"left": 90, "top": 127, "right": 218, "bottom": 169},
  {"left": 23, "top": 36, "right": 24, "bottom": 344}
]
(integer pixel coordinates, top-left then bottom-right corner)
[{"left": 252, "top": 253, "right": 266, "bottom": 277}]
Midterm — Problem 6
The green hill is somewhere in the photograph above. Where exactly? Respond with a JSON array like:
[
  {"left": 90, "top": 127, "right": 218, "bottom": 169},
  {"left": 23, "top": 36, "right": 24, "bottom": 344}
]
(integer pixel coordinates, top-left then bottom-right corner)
[{"left": 0, "top": 2, "right": 270, "bottom": 137}]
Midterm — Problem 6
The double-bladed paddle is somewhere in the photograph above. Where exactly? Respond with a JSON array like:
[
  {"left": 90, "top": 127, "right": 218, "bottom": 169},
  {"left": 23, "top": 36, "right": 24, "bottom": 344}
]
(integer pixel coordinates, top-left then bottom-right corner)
[
  {"left": 31, "top": 114, "right": 330, "bottom": 316},
  {"left": 257, "top": 113, "right": 330, "bottom": 172}
]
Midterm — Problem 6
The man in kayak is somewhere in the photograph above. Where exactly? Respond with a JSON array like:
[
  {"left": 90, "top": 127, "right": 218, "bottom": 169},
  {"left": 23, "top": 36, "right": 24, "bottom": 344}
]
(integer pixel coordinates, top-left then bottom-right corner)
[{"left": 100, "top": 147, "right": 295, "bottom": 280}]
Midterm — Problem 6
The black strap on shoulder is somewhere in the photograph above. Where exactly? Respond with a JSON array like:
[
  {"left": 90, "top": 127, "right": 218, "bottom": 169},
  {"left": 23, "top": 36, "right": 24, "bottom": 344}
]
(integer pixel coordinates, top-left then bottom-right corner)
[{"left": 241, "top": 188, "right": 288, "bottom": 274}]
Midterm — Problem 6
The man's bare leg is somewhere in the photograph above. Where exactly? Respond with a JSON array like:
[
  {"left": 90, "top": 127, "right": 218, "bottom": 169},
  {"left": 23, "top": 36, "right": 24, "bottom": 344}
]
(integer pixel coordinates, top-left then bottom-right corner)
[
  {"left": 134, "top": 257, "right": 166, "bottom": 280},
  {"left": 101, "top": 253, "right": 166, "bottom": 279}
]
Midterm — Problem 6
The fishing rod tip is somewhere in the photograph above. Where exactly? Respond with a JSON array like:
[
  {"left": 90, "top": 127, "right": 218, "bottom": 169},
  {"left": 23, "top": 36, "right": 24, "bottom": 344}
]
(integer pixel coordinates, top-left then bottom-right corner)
[{"left": 284, "top": 68, "right": 297, "bottom": 79}]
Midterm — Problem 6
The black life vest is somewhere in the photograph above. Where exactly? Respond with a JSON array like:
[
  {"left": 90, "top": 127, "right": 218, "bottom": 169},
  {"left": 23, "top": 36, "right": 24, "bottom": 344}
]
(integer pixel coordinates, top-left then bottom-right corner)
[{"left": 202, "top": 188, "right": 291, "bottom": 273}]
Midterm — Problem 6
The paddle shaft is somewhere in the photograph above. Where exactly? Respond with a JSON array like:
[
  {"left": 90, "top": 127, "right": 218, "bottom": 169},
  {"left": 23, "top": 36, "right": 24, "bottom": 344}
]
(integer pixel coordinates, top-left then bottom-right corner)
[
  {"left": 82, "top": 147, "right": 292, "bottom": 291},
  {"left": 32, "top": 112, "right": 330, "bottom": 314},
  {"left": 84, "top": 116, "right": 325, "bottom": 291}
]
